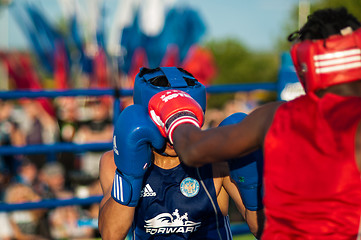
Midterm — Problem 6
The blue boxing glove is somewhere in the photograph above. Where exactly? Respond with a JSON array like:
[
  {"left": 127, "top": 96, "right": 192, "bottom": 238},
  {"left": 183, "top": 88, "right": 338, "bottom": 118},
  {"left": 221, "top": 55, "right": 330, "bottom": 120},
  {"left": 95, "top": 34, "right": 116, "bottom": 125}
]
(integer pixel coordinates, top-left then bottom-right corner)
[
  {"left": 112, "top": 104, "right": 165, "bottom": 206},
  {"left": 219, "top": 112, "right": 264, "bottom": 211}
]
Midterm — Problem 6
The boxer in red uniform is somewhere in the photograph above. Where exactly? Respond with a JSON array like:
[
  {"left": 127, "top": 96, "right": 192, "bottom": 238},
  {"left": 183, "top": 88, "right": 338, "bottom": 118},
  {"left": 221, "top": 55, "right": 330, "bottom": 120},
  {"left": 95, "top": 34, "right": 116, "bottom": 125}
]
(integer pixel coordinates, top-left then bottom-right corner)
[{"left": 148, "top": 8, "right": 361, "bottom": 239}]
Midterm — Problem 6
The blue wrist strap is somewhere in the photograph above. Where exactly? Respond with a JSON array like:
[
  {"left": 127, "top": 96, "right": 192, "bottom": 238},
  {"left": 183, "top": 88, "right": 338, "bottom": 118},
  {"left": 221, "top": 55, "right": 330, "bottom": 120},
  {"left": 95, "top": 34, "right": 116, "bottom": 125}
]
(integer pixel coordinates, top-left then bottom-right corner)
[{"left": 111, "top": 169, "right": 143, "bottom": 207}]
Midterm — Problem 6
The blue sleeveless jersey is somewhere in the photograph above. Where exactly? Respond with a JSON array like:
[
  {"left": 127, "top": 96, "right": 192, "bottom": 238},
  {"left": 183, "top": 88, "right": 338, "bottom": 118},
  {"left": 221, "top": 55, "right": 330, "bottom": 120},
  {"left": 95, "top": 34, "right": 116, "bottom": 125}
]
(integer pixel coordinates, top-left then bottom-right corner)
[{"left": 130, "top": 163, "right": 232, "bottom": 240}]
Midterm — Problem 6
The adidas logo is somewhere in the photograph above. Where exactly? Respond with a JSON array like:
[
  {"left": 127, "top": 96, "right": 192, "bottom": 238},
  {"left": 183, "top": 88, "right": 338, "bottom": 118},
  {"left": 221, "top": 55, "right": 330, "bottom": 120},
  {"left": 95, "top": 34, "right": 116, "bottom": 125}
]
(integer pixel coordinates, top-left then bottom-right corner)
[{"left": 141, "top": 184, "right": 157, "bottom": 197}]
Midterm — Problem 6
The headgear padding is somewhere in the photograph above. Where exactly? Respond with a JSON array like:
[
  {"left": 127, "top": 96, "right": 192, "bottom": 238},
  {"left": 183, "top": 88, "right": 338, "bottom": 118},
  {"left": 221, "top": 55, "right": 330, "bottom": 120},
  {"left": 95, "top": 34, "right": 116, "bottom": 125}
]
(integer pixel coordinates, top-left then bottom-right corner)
[
  {"left": 290, "top": 27, "right": 361, "bottom": 93},
  {"left": 133, "top": 67, "right": 207, "bottom": 112}
]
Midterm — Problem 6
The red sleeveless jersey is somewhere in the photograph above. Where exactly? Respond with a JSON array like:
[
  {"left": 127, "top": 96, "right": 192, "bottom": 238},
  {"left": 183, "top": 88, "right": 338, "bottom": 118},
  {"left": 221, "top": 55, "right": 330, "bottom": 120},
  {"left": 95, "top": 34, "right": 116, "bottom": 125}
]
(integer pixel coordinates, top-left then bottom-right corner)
[{"left": 263, "top": 93, "right": 361, "bottom": 240}]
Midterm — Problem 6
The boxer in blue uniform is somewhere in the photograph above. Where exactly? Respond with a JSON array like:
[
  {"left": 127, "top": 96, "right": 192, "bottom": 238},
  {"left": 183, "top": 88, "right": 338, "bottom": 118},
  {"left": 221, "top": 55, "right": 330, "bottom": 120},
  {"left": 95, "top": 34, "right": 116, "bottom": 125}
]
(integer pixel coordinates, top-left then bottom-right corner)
[{"left": 98, "top": 67, "right": 264, "bottom": 239}]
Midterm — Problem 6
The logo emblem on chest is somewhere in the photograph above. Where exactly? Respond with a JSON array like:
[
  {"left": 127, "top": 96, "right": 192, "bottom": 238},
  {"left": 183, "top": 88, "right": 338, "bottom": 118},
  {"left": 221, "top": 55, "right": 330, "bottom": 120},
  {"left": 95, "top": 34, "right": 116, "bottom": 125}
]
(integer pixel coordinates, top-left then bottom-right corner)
[
  {"left": 141, "top": 184, "right": 157, "bottom": 197},
  {"left": 180, "top": 177, "right": 200, "bottom": 197}
]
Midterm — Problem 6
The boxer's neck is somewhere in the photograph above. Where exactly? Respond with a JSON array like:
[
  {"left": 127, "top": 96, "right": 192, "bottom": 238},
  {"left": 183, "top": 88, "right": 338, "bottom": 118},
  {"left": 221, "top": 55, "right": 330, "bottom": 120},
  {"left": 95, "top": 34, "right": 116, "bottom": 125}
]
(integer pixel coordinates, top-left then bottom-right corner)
[
  {"left": 316, "top": 80, "right": 361, "bottom": 98},
  {"left": 153, "top": 142, "right": 180, "bottom": 169},
  {"left": 153, "top": 153, "right": 180, "bottom": 169}
]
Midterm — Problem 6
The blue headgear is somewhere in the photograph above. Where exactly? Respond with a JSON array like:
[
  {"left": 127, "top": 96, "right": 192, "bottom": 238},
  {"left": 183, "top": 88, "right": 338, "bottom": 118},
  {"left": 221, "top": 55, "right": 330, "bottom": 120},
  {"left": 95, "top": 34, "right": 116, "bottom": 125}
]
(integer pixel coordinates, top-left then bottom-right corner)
[{"left": 133, "top": 67, "right": 207, "bottom": 112}]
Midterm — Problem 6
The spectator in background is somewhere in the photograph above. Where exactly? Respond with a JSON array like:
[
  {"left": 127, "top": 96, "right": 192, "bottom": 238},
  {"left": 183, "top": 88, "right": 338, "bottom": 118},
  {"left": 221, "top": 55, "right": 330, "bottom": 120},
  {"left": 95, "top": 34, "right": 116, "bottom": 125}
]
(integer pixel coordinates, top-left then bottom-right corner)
[
  {"left": 85, "top": 179, "right": 102, "bottom": 238},
  {"left": 0, "top": 212, "right": 13, "bottom": 240},
  {"left": 71, "top": 180, "right": 102, "bottom": 238},
  {"left": 20, "top": 99, "right": 58, "bottom": 146},
  {"left": 0, "top": 161, "right": 12, "bottom": 201},
  {"left": 38, "top": 162, "right": 69, "bottom": 199},
  {"left": 13, "top": 158, "right": 38, "bottom": 188},
  {"left": 4, "top": 183, "right": 50, "bottom": 239},
  {"left": 55, "top": 97, "right": 81, "bottom": 181},
  {"left": 47, "top": 191, "right": 95, "bottom": 239},
  {"left": 55, "top": 97, "right": 80, "bottom": 144},
  {"left": 37, "top": 162, "right": 95, "bottom": 239},
  {"left": 20, "top": 99, "right": 59, "bottom": 169},
  {"left": 0, "top": 100, "right": 26, "bottom": 174},
  {"left": 74, "top": 97, "right": 113, "bottom": 179}
]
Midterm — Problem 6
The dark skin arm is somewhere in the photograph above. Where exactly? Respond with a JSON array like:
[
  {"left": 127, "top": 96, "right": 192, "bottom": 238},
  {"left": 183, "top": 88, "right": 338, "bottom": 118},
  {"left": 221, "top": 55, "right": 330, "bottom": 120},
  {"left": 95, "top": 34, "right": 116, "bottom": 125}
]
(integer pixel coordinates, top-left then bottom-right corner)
[{"left": 173, "top": 101, "right": 283, "bottom": 167}]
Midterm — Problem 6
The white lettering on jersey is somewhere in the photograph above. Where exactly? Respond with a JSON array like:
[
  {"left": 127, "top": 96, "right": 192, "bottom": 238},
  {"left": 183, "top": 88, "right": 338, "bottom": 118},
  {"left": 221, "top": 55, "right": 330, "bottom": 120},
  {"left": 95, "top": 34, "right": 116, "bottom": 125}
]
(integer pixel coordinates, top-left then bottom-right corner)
[{"left": 144, "top": 209, "right": 201, "bottom": 235}]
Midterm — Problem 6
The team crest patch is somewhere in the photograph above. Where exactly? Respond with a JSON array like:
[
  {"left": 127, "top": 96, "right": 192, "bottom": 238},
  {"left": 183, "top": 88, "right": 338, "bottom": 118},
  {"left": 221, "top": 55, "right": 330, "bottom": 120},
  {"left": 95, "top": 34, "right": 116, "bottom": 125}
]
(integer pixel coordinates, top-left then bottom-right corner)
[{"left": 180, "top": 177, "right": 199, "bottom": 197}]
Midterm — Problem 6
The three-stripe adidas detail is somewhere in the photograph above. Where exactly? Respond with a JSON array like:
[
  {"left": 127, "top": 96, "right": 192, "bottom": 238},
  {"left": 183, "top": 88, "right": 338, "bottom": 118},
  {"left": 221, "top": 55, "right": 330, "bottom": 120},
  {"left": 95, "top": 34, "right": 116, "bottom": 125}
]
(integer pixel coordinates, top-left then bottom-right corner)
[
  {"left": 112, "top": 171, "right": 124, "bottom": 202},
  {"left": 314, "top": 49, "right": 361, "bottom": 74}
]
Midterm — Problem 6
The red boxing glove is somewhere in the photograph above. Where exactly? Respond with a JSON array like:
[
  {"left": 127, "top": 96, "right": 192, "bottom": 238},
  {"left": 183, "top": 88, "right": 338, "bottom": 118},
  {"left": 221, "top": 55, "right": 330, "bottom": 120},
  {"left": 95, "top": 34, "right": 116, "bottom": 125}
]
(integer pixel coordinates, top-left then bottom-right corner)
[{"left": 148, "top": 90, "right": 204, "bottom": 144}]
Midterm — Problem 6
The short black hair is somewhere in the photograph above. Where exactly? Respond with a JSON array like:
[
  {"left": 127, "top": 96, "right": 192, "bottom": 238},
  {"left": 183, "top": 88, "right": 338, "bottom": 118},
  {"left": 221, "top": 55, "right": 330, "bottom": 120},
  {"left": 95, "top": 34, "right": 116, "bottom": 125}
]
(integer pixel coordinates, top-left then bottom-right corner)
[
  {"left": 138, "top": 67, "right": 198, "bottom": 87},
  {"left": 288, "top": 7, "right": 361, "bottom": 42}
]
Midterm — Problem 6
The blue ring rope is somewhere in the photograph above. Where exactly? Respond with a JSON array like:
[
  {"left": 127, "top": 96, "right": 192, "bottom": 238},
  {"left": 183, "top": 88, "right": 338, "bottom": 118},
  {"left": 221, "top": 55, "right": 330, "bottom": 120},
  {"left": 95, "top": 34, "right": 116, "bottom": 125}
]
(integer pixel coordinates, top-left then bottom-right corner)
[
  {"left": 206, "top": 83, "right": 277, "bottom": 93},
  {"left": 0, "top": 142, "right": 112, "bottom": 155},
  {"left": 0, "top": 83, "right": 277, "bottom": 99},
  {"left": 0, "top": 196, "right": 103, "bottom": 212},
  {"left": 0, "top": 89, "right": 133, "bottom": 99}
]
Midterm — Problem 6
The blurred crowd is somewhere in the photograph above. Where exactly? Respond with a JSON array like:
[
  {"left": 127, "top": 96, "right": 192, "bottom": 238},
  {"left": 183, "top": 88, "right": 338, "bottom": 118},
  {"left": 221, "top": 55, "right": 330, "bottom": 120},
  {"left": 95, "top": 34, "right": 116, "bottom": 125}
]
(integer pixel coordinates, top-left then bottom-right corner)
[
  {"left": 0, "top": 96, "right": 113, "bottom": 239},
  {"left": 0, "top": 91, "right": 263, "bottom": 239}
]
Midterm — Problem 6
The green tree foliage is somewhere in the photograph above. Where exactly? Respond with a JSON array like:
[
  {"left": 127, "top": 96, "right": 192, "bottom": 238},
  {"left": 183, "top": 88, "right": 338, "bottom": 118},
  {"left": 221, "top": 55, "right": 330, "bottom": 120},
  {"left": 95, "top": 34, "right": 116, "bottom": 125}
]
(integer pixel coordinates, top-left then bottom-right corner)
[
  {"left": 311, "top": 0, "right": 361, "bottom": 20},
  {"left": 0, "top": 0, "right": 12, "bottom": 7},
  {"left": 205, "top": 38, "right": 279, "bottom": 109},
  {"left": 277, "top": 0, "right": 361, "bottom": 51}
]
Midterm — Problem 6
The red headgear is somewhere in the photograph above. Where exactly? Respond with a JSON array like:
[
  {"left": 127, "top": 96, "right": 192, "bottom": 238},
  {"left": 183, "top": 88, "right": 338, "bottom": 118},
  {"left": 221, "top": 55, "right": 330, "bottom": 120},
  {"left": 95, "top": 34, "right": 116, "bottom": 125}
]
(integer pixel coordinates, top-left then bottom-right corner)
[{"left": 290, "top": 27, "right": 361, "bottom": 93}]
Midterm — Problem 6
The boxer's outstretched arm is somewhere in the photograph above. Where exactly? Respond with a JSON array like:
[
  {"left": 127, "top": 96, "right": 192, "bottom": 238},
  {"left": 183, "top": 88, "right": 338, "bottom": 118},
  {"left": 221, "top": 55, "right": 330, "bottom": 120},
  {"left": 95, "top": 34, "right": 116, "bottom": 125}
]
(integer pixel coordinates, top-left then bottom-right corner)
[
  {"left": 173, "top": 101, "right": 283, "bottom": 167},
  {"left": 98, "top": 151, "right": 134, "bottom": 240}
]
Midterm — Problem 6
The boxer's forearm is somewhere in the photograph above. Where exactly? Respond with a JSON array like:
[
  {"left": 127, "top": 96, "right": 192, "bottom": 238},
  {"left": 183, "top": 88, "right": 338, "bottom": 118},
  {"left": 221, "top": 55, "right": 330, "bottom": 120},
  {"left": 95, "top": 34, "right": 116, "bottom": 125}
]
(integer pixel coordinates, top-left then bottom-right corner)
[
  {"left": 173, "top": 124, "right": 207, "bottom": 167},
  {"left": 245, "top": 209, "right": 265, "bottom": 239},
  {"left": 173, "top": 123, "right": 250, "bottom": 167},
  {"left": 98, "top": 196, "right": 135, "bottom": 240}
]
